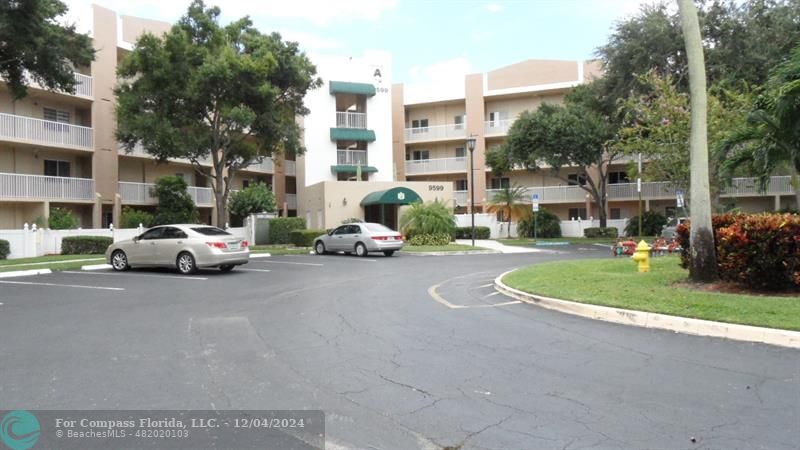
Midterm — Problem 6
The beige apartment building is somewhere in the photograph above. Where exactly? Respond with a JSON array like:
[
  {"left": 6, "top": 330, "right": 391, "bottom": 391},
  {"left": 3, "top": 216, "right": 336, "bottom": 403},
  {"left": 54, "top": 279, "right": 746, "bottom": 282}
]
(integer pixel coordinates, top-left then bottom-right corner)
[
  {"left": 393, "top": 59, "right": 797, "bottom": 221},
  {"left": 0, "top": 5, "right": 297, "bottom": 229}
]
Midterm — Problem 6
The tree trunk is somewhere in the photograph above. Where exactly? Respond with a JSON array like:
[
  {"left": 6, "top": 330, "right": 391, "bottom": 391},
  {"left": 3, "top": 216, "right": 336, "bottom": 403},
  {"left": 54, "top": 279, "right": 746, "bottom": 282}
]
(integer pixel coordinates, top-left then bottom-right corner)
[
  {"left": 791, "top": 166, "right": 800, "bottom": 210},
  {"left": 678, "top": 0, "right": 718, "bottom": 282},
  {"left": 214, "top": 169, "right": 226, "bottom": 227}
]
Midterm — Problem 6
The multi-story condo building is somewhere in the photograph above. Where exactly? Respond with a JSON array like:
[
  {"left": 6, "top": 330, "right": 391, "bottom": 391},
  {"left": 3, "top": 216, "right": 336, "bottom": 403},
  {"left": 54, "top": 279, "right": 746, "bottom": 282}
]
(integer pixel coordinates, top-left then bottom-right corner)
[
  {"left": 393, "top": 59, "right": 797, "bottom": 221},
  {"left": 0, "top": 5, "right": 293, "bottom": 229}
]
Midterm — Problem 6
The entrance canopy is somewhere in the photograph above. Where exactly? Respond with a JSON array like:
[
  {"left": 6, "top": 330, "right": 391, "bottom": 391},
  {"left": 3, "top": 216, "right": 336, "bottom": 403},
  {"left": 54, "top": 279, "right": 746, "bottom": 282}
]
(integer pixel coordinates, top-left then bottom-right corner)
[{"left": 360, "top": 187, "right": 422, "bottom": 206}]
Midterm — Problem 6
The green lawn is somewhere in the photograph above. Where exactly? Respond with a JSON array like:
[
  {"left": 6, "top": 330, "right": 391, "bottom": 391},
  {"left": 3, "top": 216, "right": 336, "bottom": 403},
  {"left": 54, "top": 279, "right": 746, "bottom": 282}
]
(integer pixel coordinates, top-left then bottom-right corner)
[
  {"left": 0, "top": 254, "right": 104, "bottom": 272},
  {"left": 402, "top": 244, "right": 488, "bottom": 253},
  {"left": 503, "top": 256, "right": 800, "bottom": 331},
  {"left": 501, "top": 236, "right": 657, "bottom": 246},
  {"left": 250, "top": 245, "right": 310, "bottom": 255}
]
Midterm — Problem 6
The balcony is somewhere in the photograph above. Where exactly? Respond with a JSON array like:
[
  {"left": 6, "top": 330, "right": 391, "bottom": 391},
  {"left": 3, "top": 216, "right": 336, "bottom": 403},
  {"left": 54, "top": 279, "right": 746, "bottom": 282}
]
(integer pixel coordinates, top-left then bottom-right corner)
[
  {"left": 484, "top": 119, "right": 514, "bottom": 136},
  {"left": 118, "top": 181, "right": 214, "bottom": 206},
  {"left": 335, "top": 111, "right": 367, "bottom": 129},
  {"left": 284, "top": 160, "right": 297, "bottom": 177},
  {"left": 454, "top": 190, "right": 468, "bottom": 206},
  {"left": 242, "top": 158, "right": 274, "bottom": 173},
  {"left": 404, "top": 123, "right": 466, "bottom": 143},
  {"left": 0, "top": 113, "right": 93, "bottom": 150},
  {"left": 5, "top": 71, "right": 93, "bottom": 99},
  {"left": 337, "top": 149, "right": 367, "bottom": 165},
  {"left": 286, "top": 193, "right": 297, "bottom": 210},
  {"left": 0, "top": 172, "right": 95, "bottom": 201},
  {"left": 405, "top": 157, "right": 467, "bottom": 175}
]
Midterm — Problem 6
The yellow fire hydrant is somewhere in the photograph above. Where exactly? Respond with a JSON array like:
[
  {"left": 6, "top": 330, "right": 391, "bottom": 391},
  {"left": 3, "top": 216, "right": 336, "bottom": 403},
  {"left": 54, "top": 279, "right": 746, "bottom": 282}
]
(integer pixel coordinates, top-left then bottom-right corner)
[{"left": 631, "top": 240, "right": 651, "bottom": 273}]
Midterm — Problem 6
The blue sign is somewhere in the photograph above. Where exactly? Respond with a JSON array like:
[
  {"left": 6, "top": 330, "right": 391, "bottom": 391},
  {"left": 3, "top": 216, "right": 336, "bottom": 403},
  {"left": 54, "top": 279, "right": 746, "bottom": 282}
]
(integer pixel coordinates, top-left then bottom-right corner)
[{"left": 531, "top": 193, "right": 540, "bottom": 203}]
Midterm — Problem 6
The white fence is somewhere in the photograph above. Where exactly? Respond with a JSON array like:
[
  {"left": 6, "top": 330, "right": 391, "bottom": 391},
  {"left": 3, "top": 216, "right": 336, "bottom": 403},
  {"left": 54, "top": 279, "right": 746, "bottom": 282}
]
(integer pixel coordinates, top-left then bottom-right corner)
[
  {"left": 559, "top": 219, "right": 629, "bottom": 238},
  {"left": 1, "top": 226, "right": 248, "bottom": 259},
  {"left": 454, "top": 214, "right": 630, "bottom": 239}
]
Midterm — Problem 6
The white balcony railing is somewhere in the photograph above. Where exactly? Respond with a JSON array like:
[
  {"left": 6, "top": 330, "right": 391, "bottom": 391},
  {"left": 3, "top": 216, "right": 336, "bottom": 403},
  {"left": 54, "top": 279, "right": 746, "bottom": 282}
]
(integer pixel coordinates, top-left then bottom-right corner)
[
  {"left": 335, "top": 111, "right": 367, "bottom": 129},
  {"left": 725, "top": 176, "right": 794, "bottom": 196},
  {"left": 0, "top": 113, "right": 93, "bottom": 150},
  {"left": 337, "top": 149, "right": 367, "bottom": 165},
  {"left": 286, "top": 193, "right": 297, "bottom": 210},
  {"left": 118, "top": 181, "right": 213, "bottom": 206},
  {"left": 0, "top": 172, "right": 94, "bottom": 201},
  {"left": 243, "top": 158, "right": 274, "bottom": 173},
  {"left": 285, "top": 160, "right": 297, "bottom": 177},
  {"left": 404, "top": 123, "right": 467, "bottom": 142},
  {"left": 454, "top": 190, "right": 468, "bottom": 206},
  {"left": 484, "top": 119, "right": 514, "bottom": 136},
  {"left": 405, "top": 157, "right": 468, "bottom": 175},
  {"left": 6, "top": 71, "right": 94, "bottom": 98}
]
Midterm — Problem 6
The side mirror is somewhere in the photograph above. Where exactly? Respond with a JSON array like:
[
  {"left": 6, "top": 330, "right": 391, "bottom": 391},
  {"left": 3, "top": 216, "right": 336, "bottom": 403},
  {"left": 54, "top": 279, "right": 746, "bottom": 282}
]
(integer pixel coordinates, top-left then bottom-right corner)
[{"left": 133, "top": 235, "right": 141, "bottom": 242}]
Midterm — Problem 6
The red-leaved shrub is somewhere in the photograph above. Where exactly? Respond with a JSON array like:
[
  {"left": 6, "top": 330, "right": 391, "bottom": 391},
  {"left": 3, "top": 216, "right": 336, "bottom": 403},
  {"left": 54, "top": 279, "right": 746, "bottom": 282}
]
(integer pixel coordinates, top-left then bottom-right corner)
[{"left": 677, "top": 213, "right": 800, "bottom": 291}]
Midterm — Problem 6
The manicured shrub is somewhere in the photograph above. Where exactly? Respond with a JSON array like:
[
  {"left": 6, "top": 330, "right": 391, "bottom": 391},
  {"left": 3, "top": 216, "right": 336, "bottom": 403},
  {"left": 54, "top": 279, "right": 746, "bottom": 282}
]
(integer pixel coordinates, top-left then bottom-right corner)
[
  {"left": 584, "top": 227, "right": 618, "bottom": 238},
  {"left": 624, "top": 211, "right": 667, "bottom": 237},
  {"left": 268, "top": 217, "right": 306, "bottom": 244},
  {"left": 399, "top": 200, "right": 456, "bottom": 239},
  {"left": 408, "top": 233, "right": 452, "bottom": 246},
  {"left": 454, "top": 226, "right": 490, "bottom": 239},
  {"left": 49, "top": 207, "right": 78, "bottom": 229},
  {"left": 0, "top": 239, "right": 9, "bottom": 260},
  {"left": 517, "top": 209, "right": 562, "bottom": 238},
  {"left": 229, "top": 182, "right": 276, "bottom": 217},
  {"left": 121, "top": 207, "right": 154, "bottom": 228},
  {"left": 677, "top": 213, "right": 800, "bottom": 291},
  {"left": 289, "top": 229, "right": 326, "bottom": 247},
  {"left": 61, "top": 236, "right": 113, "bottom": 255},
  {"left": 676, "top": 213, "right": 739, "bottom": 269},
  {"left": 153, "top": 176, "right": 199, "bottom": 225}
]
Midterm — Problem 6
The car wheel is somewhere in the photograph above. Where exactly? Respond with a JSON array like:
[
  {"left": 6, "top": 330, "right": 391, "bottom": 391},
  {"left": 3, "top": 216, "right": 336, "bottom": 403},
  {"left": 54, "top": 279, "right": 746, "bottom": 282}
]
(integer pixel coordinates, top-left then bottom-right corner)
[
  {"left": 111, "top": 250, "right": 130, "bottom": 271},
  {"left": 176, "top": 252, "right": 197, "bottom": 275},
  {"left": 383, "top": 250, "right": 395, "bottom": 257},
  {"left": 355, "top": 242, "right": 368, "bottom": 257},
  {"left": 219, "top": 264, "right": 235, "bottom": 273},
  {"left": 315, "top": 241, "right": 327, "bottom": 255}
]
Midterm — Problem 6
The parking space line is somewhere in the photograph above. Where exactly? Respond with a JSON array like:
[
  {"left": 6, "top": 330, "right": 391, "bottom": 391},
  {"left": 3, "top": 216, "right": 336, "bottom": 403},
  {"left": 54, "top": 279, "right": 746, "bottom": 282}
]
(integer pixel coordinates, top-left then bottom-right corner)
[
  {"left": 255, "top": 261, "right": 323, "bottom": 267},
  {"left": 317, "top": 256, "right": 378, "bottom": 262},
  {"left": 236, "top": 268, "right": 272, "bottom": 272},
  {"left": 0, "top": 280, "right": 124, "bottom": 291},
  {"left": 62, "top": 271, "right": 207, "bottom": 280}
]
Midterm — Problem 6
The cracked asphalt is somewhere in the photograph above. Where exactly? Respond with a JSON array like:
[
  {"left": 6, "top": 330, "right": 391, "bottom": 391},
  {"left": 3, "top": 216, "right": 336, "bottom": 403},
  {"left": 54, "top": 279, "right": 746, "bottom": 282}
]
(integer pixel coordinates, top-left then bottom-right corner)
[{"left": 1, "top": 246, "right": 798, "bottom": 449}]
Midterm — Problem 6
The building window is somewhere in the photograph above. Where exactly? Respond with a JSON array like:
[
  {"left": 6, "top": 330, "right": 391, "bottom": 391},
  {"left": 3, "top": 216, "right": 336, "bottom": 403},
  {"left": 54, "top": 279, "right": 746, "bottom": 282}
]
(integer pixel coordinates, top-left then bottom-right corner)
[
  {"left": 411, "top": 118, "right": 429, "bottom": 133},
  {"left": 407, "top": 150, "right": 429, "bottom": 161},
  {"left": 43, "top": 107, "right": 70, "bottom": 124},
  {"left": 568, "top": 208, "right": 588, "bottom": 220},
  {"left": 610, "top": 208, "right": 622, "bottom": 220},
  {"left": 242, "top": 179, "right": 250, "bottom": 188},
  {"left": 455, "top": 147, "right": 466, "bottom": 158},
  {"left": 454, "top": 114, "right": 465, "bottom": 130},
  {"left": 609, "top": 171, "right": 629, "bottom": 184},
  {"left": 568, "top": 173, "right": 587, "bottom": 186},
  {"left": 44, "top": 160, "right": 70, "bottom": 177},
  {"left": 490, "top": 177, "right": 510, "bottom": 189},
  {"left": 488, "top": 111, "right": 507, "bottom": 126},
  {"left": 454, "top": 179, "right": 468, "bottom": 191}
]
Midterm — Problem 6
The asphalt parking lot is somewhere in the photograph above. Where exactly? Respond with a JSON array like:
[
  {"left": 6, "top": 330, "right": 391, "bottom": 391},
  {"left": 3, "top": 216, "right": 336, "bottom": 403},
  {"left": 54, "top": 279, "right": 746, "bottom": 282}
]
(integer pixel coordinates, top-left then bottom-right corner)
[{"left": 1, "top": 247, "right": 798, "bottom": 449}]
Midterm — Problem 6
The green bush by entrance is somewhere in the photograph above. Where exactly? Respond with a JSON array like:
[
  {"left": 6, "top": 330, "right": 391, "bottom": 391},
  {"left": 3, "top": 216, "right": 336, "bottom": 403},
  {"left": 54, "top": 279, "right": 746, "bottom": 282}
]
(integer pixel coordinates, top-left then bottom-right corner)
[
  {"left": 289, "top": 229, "right": 326, "bottom": 247},
  {"left": 268, "top": 217, "right": 306, "bottom": 244},
  {"left": 408, "top": 233, "right": 451, "bottom": 246},
  {"left": 454, "top": 226, "right": 490, "bottom": 239},
  {"left": 61, "top": 236, "right": 112, "bottom": 255},
  {"left": 0, "top": 239, "right": 9, "bottom": 260},
  {"left": 583, "top": 227, "right": 618, "bottom": 238}
]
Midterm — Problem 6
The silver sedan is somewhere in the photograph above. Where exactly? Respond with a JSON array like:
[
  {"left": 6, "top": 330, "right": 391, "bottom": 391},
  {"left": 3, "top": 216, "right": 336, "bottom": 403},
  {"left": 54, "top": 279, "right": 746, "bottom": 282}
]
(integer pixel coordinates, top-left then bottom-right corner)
[
  {"left": 314, "top": 222, "right": 404, "bottom": 257},
  {"left": 105, "top": 224, "right": 249, "bottom": 274}
]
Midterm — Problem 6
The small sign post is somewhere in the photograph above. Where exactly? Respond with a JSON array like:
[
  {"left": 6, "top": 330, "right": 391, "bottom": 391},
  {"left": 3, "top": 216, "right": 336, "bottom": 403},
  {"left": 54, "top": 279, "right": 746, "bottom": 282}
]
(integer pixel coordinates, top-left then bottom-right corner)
[{"left": 531, "top": 194, "right": 540, "bottom": 241}]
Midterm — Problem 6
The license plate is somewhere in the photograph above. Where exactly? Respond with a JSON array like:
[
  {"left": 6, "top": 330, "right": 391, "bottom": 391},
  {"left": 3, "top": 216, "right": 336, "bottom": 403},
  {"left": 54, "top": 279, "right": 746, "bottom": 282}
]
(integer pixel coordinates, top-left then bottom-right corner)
[{"left": 228, "top": 243, "right": 240, "bottom": 250}]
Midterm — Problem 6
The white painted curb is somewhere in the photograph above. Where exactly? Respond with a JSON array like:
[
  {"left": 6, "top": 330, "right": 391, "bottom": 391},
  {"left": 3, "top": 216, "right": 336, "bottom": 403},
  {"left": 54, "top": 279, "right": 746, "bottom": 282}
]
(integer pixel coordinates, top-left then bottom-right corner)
[
  {"left": 0, "top": 269, "right": 52, "bottom": 278},
  {"left": 494, "top": 268, "right": 800, "bottom": 349},
  {"left": 82, "top": 264, "right": 112, "bottom": 271},
  {"left": 401, "top": 250, "right": 498, "bottom": 256},
  {"left": 250, "top": 253, "right": 271, "bottom": 258}
]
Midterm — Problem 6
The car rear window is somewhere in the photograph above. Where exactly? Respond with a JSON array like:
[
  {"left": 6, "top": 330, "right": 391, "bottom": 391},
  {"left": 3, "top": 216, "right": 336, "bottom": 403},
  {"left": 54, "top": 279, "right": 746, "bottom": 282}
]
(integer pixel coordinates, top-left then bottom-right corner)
[
  {"left": 191, "top": 227, "right": 231, "bottom": 236},
  {"left": 364, "top": 223, "right": 394, "bottom": 233}
]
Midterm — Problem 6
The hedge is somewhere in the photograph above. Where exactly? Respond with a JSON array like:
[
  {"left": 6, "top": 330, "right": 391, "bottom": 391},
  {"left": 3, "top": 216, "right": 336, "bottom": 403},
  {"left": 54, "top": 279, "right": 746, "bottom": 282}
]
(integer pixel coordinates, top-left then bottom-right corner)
[
  {"left": 408, "top": 233, "right": 452, "bottom": 246},
  {"left": 289, "top": 229, "right": 326, "bottom": 247},
  {"left": 0, "top": 239, "right": 9, "bottom": 260},
  {"left": 454, "top": 226, "right": 490, "bottom": 239},
  {"left": 268, "top": 217, "right": 306, "bottom": 244},
  {"left": 583, "top": 227, "right": 618, "bottom": 238},
  {"left": 677, "top": 213, "right": 800, "bottom": 291},
  {"left": 61, "top": 236, "right": 113, "bottom": 255},
  {"left": 517, "top": 209, "right": 562, "bottom": 238}
]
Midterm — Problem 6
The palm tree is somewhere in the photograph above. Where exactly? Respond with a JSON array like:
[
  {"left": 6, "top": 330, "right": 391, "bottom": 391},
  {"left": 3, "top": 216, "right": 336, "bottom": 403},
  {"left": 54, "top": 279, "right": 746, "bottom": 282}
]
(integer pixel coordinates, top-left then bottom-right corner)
[
  {"left": 399, "top": 200, "right": 456, "bottom": 238},
  {"left": 486, "top": 184, "right": 530, "bottom": 238},
  {"left": 718, "top": 44, "right": 800, "bottom": 209}
]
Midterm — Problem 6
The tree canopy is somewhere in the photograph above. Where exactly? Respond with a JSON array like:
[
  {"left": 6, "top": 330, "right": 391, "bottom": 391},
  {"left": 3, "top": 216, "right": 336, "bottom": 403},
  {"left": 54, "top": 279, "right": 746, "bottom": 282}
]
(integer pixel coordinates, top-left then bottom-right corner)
[
  {"left": 115, "top": 0, "right": 321, "bottom": 226},
  {"left": 0, "top": 0, "right": 94, "bottom": 99}
]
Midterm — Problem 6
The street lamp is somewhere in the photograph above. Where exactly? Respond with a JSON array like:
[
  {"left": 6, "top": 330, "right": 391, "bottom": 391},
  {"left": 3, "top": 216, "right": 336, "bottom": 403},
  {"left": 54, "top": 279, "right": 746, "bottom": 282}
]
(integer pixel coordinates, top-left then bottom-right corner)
[{"left": 466, "top": 135, "right": 477, "bottom": 247}]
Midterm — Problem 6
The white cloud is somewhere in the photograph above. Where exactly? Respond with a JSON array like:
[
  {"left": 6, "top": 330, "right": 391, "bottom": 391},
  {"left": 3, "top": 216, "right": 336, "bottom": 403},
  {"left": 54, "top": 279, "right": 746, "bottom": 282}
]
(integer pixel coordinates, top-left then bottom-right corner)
[
  {"left": 216, "top": 0, "right": 398, "bottom": 26},
  {"left": 486, "top": 3, "right": 503, "bottom": 13},
  {"left": 405, "top": 57, "right": 474, "bottom": 104},
  {"left": 279, "top": 30, "right": 343, "bottom": 51}
]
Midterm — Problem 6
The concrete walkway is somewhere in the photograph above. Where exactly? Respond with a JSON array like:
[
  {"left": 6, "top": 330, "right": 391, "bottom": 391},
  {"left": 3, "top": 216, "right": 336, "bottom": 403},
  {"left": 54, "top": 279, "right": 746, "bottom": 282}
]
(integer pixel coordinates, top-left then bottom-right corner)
[{"left": 455, "top": 239, "right": 541, "bottom": 253}]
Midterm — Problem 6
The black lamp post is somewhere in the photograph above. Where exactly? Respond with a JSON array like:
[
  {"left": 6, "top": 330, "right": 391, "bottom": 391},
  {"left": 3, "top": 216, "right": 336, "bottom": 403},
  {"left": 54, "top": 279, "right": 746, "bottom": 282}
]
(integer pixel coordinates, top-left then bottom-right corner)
[{"left": 466, "top": 135, "right": 477, "bottom": 247}]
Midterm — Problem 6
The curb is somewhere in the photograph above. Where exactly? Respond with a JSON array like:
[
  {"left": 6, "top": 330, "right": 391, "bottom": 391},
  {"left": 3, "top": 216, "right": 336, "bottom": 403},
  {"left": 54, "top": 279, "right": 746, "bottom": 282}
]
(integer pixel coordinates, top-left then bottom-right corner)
[
  {"left": 401, "top": 250, "right": 499, "bottom": 256},
  {"left": 0, "top": 269, "right": 52, "bottom": 278},
  {"left": 250, "top": 253, "right": 271, "bottom": 258},
  {"left": 494, "top": 269, "right": 800, "bottom": 349},
  {"left": 82, "top": 264, "right": 112, "bottom": 271}
]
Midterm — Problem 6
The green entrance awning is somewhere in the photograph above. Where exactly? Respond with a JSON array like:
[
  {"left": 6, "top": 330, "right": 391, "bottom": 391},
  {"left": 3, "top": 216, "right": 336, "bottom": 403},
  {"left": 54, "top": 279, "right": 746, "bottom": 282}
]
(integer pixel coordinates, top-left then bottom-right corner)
[
  {"left": 331, "top": 165, "right": 378, "bottom": 173},
  {"left": 360, "top": 187, "right": 422, "bottom": 206},
  {"left": 329, "top": 81, "right": 376, "bottom": 97},
  {"left": 330, "top": 128, "right": 376, "bottom": 142}
]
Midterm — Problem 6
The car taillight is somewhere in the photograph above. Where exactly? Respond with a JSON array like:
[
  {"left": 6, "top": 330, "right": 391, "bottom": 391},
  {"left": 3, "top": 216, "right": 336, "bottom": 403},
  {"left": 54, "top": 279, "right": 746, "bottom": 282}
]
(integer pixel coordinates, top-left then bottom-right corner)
[
  {"left": 372, "top": 236, "right": 388, "bottom": 240},
  {"left": 206, "top": 242, "right": 227, "bottom": 249},
  {"left": 241, "top": 240, "right": 248, "bottom": 248}
]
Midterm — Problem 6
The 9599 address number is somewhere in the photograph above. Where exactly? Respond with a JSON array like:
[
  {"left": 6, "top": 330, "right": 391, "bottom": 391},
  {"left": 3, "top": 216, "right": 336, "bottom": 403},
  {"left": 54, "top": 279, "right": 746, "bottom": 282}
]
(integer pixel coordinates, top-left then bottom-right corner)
[{"left": 428, "top": 185, "right": 444, "bottom": 191}]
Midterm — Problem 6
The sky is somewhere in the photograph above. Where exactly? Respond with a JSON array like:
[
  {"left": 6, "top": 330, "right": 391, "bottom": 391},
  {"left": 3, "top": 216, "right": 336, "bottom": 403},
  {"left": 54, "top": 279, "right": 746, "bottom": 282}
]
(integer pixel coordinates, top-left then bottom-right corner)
[{"left": 62, "top": 0, "right": 649, "bottom": 87}]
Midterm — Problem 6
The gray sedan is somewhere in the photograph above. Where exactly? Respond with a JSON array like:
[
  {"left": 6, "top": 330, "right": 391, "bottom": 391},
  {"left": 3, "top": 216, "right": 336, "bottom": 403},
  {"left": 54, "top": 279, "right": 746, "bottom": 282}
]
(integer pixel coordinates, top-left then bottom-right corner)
[
  {"left": 105, "top": 224, "right": 249, "bottom": 274},
  {"left": 314, "top": 222, "right": 404, "bottom": 257}
]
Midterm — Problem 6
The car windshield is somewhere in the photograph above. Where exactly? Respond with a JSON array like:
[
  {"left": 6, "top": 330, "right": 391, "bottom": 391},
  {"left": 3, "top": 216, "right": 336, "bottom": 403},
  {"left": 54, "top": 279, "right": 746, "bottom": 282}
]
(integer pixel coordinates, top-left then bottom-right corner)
[
  {"left": 191, "top": 227, "right": 231, "bottom": 236},
  {"left": 363, "top": 223, "right": 394, "bottom": 233}
]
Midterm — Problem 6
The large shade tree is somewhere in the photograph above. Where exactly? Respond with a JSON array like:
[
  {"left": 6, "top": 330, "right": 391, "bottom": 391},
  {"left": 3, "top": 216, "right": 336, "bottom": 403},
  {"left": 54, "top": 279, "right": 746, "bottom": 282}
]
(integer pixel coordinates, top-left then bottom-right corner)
[
  {"left": 0, "top": 0, "right": 94, "bottom": 99},
  {"left": 486, "top": 83, "right": 618, "bottom": 227},
  {"left": 115, "top": 1, "right": 320, "bottom": 226}
]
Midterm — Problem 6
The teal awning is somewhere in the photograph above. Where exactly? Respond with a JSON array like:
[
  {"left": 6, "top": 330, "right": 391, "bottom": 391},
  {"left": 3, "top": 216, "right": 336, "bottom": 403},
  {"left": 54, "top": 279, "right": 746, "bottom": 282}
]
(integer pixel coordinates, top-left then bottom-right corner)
[
  {"left": 331, "top": 165, "right": 378, "bottom": 174},
  {"left": 360, "top": 187, "right": 422, "bottom": 206},
  {"left": 329, "top": 81, "right": 376, "bottom": 97},
  {"left": 330, "top": 128, "right": 376, "bottom": 142}
]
